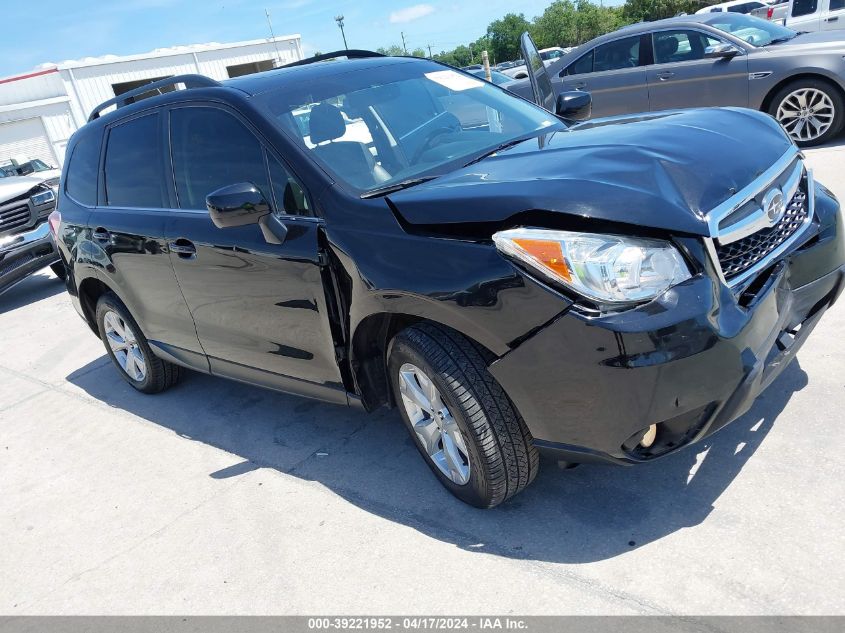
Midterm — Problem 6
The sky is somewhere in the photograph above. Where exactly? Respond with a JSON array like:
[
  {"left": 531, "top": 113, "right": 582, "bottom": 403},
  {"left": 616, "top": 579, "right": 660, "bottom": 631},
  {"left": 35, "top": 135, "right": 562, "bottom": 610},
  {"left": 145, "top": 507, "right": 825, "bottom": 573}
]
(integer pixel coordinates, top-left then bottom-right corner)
[{"left": 0, "top": 0, "right": 588, "bottom": 78}]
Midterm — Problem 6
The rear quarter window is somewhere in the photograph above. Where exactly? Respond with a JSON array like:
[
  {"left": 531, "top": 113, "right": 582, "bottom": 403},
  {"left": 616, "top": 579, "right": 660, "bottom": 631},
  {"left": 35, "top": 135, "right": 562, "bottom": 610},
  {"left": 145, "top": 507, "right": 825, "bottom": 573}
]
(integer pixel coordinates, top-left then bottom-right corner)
[{"left": 65, "top": 134, "right": 101, "bottom": 206}]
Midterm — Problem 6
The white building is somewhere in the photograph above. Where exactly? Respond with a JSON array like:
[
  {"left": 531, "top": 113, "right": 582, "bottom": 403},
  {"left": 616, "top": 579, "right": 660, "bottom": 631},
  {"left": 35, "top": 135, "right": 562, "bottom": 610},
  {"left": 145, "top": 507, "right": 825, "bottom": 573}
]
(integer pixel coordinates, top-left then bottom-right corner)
[{"left": 0, "top": 35, "right": 303, "bottom": 167}]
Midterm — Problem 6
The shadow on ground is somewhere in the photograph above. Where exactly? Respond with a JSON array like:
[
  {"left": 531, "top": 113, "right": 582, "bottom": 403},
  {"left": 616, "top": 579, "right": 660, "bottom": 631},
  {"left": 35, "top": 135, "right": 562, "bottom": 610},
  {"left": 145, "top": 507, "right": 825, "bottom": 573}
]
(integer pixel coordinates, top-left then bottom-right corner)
[
  {"left": 66, "top": 355, "right": 807, "bottom": 564},
  {"left": 0, "top": 270, "right": 65, "bottom": 314}
]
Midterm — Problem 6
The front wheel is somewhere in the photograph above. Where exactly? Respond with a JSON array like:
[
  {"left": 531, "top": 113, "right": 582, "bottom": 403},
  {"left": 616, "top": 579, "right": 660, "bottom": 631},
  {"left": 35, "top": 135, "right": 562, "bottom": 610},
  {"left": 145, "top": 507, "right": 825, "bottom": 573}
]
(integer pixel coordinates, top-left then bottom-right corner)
[
  {"left": 389, "top": 323, "right": 539, "bottom": 508},
  {"left": 49, "top": 262, "right": 66, "bottom": 281},
  {"left": 769, "top": 79, "right": 844, "bottom": 147}
]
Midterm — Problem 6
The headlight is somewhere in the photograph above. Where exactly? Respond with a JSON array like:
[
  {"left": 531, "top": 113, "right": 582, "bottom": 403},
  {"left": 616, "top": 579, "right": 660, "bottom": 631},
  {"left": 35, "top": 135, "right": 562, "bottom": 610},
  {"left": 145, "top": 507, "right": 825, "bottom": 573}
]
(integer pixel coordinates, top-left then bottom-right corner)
[
  {"left": 30, "top": 188, "right": 56, "bottom": 206},
  {"left": 493, "top": 228, "right": 691, "bottom": 304}
]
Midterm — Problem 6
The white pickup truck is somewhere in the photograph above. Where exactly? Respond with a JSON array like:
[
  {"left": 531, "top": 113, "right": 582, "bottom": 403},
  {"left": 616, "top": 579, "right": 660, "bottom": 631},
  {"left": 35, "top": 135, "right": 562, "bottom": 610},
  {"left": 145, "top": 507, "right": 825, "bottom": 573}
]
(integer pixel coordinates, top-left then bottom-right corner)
[{"left": 785, "top": 0, "right": 845, "bottom": 31}]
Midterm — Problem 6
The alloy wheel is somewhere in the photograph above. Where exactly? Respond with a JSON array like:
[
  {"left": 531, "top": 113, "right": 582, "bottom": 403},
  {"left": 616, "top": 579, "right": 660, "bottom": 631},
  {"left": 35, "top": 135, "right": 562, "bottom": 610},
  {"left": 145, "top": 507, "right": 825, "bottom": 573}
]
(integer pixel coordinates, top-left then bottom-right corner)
[
  {"left": 398, "top": 363, "right": 471, "bottom": 485},
  {"left": 103, "top": 310, "right": 147, "bottom": 382},
  {"left": 776, "top": 88, "right": 836, "bottom": 144}
]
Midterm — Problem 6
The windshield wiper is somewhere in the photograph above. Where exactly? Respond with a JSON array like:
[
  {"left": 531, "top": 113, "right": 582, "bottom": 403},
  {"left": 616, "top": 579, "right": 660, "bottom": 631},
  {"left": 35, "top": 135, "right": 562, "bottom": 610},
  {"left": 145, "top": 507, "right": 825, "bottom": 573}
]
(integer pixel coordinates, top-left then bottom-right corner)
[
  {"left": 360, "top": 176, "right": 439, "bottom": 199},
  {"left": 764, "top": 36, "right": 796, "bottom": 45},
  {"left": 462, "top": 136, "right": 536, "bottom": 168}
]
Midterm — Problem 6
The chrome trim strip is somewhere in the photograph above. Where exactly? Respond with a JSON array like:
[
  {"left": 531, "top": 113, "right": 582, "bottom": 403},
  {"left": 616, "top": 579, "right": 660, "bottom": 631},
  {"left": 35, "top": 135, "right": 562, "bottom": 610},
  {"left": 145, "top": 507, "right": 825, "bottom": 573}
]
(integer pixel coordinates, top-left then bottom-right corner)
[
  {"left": 705, "top": 147, "right": 801, "bottom": 238},
  {"left": 717, "top": 159, "right": 804, "bottom": 246},
  {"left": 711, "top": 169, "right": 815, "bottom": 289},
  {"left": 0, "top": 221, "right": 51, "bottom": 253}
]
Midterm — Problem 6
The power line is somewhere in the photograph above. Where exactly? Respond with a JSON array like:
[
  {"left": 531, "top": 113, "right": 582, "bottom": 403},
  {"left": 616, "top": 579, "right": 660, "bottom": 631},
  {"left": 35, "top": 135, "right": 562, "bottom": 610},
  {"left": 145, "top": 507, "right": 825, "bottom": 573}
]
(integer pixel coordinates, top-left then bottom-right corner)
[{"left": 264, "top": 8, "right": 282, "bottom": 66}]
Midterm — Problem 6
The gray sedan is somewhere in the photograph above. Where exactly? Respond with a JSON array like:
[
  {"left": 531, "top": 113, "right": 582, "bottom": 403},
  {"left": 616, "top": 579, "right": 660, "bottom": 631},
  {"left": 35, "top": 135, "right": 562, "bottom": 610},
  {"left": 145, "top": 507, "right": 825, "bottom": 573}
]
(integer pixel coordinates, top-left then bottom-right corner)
[{"left": 508, "top": 13, "right": 845, "bottom": 146}]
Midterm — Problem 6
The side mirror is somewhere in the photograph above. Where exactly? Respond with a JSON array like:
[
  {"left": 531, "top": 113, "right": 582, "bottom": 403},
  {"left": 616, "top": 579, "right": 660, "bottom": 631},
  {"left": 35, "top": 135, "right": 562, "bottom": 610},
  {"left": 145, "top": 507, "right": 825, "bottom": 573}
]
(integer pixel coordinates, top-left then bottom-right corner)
[
  {"left": 704, "top": 43, "right": 740, "bottom": 59},
  {"left": 556, "top": 91, "right": 592, "bottom": 122},
  {"left": 206, "top": 182, "right": 287, "bottom": 244},
  {"left": 206, "top": 182, "right": 270, "bottom": 228}
]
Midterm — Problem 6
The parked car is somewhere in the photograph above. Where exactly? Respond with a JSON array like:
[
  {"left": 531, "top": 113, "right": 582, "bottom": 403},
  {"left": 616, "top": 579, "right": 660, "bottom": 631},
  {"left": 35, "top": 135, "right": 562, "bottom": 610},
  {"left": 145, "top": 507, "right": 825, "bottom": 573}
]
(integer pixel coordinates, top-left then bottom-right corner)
[
  {"left": 501, "top": 48, "right": 572, "bottom": 80},
  {"left": 751, "top": 0, "right": 790, "bottom": 23},
  {"left": 52, "top": 44, "right": 844, "bottom": 508},
  {"left": 696, "top": 0, "right": 768, "bottom": 13},
  {"left": 785, "top": 0, "right": 845, "bottom": 31},
  {"left": 467, "top": 68, "right": 518, "bottom": 86},
  {"left": 0, "top": 162, "right": 64, "bottom": 294},
  {"left": 508, "top": 13, "right": 845, "bottom": 146}
]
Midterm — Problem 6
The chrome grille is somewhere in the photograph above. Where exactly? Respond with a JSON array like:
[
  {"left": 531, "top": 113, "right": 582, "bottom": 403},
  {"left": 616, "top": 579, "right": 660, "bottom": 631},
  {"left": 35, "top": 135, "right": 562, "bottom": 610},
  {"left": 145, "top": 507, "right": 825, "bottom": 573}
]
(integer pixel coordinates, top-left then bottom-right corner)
[
  {"left": 716, "top": 180, "right": 809, "bottom": 280},
  {"left": 0, "top": 204, "right": 31, "bottom": 233}
]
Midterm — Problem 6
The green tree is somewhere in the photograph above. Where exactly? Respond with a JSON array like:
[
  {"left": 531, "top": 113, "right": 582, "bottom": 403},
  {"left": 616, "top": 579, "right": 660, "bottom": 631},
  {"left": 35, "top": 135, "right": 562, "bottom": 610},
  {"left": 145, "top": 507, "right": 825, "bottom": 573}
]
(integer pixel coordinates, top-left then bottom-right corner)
[
  {"left": 411, "top": 47, "right": 427, "bottom": 58},
  {"left": 488, "top": 13, "right": 532, "bottom": 62},
  {"left": 622, "top": 0, "right": 717, "bottom": 22},
  {"left": 376, "top": 44, "right": 408, "bottom": 56}
]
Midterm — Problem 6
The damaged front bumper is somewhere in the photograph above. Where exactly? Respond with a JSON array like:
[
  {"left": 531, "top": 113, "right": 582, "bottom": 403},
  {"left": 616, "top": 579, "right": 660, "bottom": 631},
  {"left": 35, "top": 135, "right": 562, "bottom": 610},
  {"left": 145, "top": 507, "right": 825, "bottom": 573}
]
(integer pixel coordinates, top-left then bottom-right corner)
[
  {"left": 0, "top": 222, "right": 59, "bottom": 294},
  {"left": 490, "top": 180, "right": 845, "bottom": 465}
]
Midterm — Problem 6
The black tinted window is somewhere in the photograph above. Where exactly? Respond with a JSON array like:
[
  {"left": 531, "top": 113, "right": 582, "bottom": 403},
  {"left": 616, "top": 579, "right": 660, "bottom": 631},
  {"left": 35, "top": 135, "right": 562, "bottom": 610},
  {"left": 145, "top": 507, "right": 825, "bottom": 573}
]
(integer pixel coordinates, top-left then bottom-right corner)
[
  {"left": 104, "top": 114, "right": 165, "bottom": 208},
  {"left": 830, "top": 0, "right": 844, "bottom": 9},
  {"left": 653, "top": 30, "right": 721, "bottom": 64},
  {"left": 565, "top": 50, "right": 594, "bottom": 75},
  {"left": 268, "top": 153, "right": 310, "bottom": 217},
  {"left": 791, "top": 0, "right": 817, "bottom": 15},
  {"left": 171, "top": 107, "right": 270, "bottom": 210},
  {"left": 65, "top": 134, "right": 100, "bottom": 206},
  {"left": 593, "top": 36, "right": 640, "bottom": 73}
]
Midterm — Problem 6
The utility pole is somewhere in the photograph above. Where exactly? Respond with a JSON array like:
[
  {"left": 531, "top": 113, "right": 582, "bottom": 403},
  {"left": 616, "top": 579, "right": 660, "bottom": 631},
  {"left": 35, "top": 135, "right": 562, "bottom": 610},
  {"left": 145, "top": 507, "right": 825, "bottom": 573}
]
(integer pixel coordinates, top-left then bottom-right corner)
[
  {"left": 401, "top": 32, "right": 408, "bottom": 54},
  {"left": 265, "top": 8, "right": 283, "bottom": 66},
  {"left": 427, "top": 44, "right": 433, "bottom": 58},
  {"left": 335, "top": 15, "right": 348, "bottom": 49},
  {"left": 469, "top": 43, "right": 475, "bottom": 64}
]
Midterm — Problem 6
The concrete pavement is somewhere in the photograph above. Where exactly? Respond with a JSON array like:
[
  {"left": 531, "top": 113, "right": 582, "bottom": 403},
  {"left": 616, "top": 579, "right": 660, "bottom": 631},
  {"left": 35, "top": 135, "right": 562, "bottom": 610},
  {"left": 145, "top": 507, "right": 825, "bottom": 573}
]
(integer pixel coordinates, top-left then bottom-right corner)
[{"left": 1, "top": 140, "right": 844, "bottom": 615}]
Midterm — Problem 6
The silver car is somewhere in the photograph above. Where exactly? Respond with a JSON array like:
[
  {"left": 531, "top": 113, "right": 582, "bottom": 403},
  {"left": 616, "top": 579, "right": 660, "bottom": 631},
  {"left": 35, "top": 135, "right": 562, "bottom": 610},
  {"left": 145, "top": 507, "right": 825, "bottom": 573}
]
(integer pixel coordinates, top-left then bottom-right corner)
[{"left": 508, "top": 13, "right": 845, "bottom": 146}]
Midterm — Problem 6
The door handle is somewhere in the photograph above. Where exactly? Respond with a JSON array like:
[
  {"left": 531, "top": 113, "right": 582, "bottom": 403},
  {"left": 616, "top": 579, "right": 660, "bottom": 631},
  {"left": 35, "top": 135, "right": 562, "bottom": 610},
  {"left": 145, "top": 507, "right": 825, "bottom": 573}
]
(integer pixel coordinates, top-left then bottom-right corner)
[
  {"left": 168, "top": 239, "right": 197, "bottom": 259},
  {"left": 656, "top": 71, "right": 675, "bottom": 81},
  {"left": 92, "top": 227, "right": 111, "bottom": 242},
  {"left": 826, "top": 16, "right": 839, "bottom": 21}
]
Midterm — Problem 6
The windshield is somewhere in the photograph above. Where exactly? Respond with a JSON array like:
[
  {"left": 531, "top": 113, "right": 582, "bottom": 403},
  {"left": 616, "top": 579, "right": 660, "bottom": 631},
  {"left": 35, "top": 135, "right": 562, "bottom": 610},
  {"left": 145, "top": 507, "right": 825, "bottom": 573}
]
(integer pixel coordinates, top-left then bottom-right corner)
[
  {"left": 257, "top": 60, "right": 562, "bottom": 194},
  {"left": 707, "top": 13, "right": 797, "bottom": 46},
  {"left": 0, "top": 159, "right": 53, "bottom": 177}
]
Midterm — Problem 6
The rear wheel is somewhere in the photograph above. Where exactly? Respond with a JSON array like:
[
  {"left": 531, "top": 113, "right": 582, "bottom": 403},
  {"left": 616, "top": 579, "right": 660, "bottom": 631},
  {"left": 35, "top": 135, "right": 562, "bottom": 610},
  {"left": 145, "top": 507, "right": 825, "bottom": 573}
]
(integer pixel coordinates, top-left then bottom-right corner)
[
  {"left": 95, "top": 293, "right": 183, "bottom": 394},
  {"left": 389, "top": 323, "right": 538, "bottom": 508},
  {"left": 769, "top": 79, "right": 844, "bottom": 147}
]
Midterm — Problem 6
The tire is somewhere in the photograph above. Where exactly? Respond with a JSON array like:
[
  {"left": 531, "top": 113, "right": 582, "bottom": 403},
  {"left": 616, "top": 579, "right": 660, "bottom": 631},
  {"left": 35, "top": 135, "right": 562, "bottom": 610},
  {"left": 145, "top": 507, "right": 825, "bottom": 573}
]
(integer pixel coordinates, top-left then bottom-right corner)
[
  {"left": 768, "top": 78, "right": 845, "bottom": 147},
  {"left": 389, "top": 322, "right": 539, "bottom": 508},
  {"left": 95, "top": 293, "right": 183, "bottom": 394},
  {"left": 49, "top": 262, "right": 67, "bottom": 281}
]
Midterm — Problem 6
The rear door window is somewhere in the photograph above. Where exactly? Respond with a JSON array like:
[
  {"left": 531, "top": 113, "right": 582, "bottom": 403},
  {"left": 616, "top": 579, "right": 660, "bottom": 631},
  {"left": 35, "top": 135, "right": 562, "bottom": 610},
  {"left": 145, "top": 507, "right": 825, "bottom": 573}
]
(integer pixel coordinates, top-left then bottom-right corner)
[
  {"left": 104, "top": 113, "right": 166, "bottom": 208},
  {"left": 791, "top": 0, "right": 818, "bottom": 15},
  {"left": 65, "top": 134, "right": 100, "bottom": 206},
  {"left": 170, "top": 107, "right": 271, "bottom": 211}
]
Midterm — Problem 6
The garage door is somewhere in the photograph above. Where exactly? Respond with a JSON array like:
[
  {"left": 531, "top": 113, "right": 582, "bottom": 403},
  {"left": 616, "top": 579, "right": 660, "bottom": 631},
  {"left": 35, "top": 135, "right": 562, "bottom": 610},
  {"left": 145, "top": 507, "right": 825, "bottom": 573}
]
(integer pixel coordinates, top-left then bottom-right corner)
[{"left": 0, "top": 118, "right": 55, "bottom": 166}]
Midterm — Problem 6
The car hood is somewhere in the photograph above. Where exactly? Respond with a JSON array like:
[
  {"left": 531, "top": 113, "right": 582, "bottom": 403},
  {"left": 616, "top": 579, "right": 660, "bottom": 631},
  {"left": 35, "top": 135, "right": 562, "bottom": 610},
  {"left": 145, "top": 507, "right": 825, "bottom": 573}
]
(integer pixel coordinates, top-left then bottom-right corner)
[
  {"left": 387, "top": 107, "right": 793, "bottom": 236},
  {"left": 0, "top": 174, "right": 54, "bottom": 204},
  {"left": 762, "top": 30, "right": 845, "bottom": 53}
]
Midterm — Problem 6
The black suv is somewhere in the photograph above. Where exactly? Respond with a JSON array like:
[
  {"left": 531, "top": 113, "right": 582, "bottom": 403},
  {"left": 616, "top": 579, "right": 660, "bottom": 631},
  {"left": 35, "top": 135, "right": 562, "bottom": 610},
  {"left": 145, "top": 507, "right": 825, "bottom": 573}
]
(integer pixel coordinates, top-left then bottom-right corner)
[{"left": 52, "top": 39, "right": 845, "bottom": 508}]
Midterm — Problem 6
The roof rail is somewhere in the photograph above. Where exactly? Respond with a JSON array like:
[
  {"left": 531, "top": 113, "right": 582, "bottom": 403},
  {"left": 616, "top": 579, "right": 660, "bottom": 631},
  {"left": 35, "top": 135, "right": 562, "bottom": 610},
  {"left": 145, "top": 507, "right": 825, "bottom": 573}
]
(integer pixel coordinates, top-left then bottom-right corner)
[
  {"left": 281, "top": 50, "right": 385, "bottom": 69},
  {"left": 88, "top": 74, "right": 221, "bottom": 122}
]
